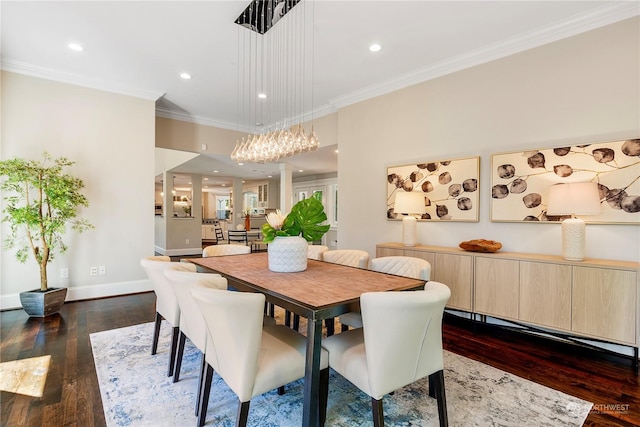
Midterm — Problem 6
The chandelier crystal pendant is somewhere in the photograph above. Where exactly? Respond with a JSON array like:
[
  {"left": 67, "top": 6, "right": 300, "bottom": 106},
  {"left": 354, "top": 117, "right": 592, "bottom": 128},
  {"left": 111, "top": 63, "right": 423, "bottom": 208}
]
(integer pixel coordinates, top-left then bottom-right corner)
[{"left": 231, "top": 0, "right": 319, "bottom": 164}]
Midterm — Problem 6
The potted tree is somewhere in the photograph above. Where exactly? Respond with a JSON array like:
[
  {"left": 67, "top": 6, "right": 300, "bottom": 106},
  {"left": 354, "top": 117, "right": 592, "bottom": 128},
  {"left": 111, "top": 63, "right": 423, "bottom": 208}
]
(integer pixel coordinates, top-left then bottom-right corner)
[{"left": 0, "top": 152, "right": 93, "bottom": 316}]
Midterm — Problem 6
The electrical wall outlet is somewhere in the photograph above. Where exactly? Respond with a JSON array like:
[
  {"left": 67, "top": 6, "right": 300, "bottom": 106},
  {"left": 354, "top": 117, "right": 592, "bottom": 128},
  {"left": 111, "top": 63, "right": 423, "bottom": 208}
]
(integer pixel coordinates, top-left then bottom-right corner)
[
  {"left": 98, "top": 265, "right": 106, "bottom": 275},
  {"left": 60, "top": 268, "right": 69, "bottom": 279},
  {"left": 186, "top": 238, "right": 190, "bottom": 244},
  {"left": 90, "top": 266, "right": 98, "bottom": 276}
]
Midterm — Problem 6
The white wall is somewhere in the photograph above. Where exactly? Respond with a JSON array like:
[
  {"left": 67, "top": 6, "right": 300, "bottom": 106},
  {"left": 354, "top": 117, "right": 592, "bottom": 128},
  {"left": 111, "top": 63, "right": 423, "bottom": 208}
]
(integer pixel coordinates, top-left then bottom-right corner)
[
  {"left": 0, "top": 71, "right": 156, "bottom": 309},
  {"left": 338, "top": 17, "right": 640, "bottom": 262}
]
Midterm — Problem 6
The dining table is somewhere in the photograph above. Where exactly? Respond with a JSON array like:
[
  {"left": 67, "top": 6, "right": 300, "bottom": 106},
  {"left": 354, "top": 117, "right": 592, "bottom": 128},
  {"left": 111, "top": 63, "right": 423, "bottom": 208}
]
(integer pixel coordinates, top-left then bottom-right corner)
[{"left": 189, "top": 252, "right": 425, "bottom": 427}]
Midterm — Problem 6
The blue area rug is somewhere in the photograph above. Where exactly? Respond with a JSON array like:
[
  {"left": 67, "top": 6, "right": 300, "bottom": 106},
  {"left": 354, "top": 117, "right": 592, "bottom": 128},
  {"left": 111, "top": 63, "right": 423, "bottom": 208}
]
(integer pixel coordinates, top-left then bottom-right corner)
[{"left": 90, "top": 321, "right": 592, "bottom": 426}]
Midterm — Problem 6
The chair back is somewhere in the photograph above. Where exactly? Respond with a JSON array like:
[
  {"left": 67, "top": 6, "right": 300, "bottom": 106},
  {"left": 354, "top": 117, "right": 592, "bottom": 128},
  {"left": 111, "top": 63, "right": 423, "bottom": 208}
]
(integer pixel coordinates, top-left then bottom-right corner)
[
  {"left": 360, "top": 282, "right": 450, "bottom": 398},
  {"left": 191, "top": 285, "right": 265, "bottom": 401},
  {"left": 214, "top": 227, "right": 224, "bottom": 241},
  {"left": 203, "top": 244, "right": 251, "bottom": 257},
  {"left": 322, "top": 249, "right": 369, "bottom": 269},
  {"left": 370, "top": 256, "right": 431, "bottom": 280},
  {"left": 227, "top": 230, "right": 248, "bottom": 245},
  {"left": 307, "top": 245, "right": 329, "bottom": 261},
  {"left": 140, "top": 256, "right": 197, "bottom": 325},
  {"left": 164, "top": 266, "right": 227, "bottom": 352}
]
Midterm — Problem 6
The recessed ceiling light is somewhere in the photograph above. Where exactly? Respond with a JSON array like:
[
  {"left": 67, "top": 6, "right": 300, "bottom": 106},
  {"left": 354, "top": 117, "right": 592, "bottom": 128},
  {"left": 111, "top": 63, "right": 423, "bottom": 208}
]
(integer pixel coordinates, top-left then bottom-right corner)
[
  {"left": 222, "top": 184, "right": 226, "bottom": 187},
  {"left": 68, "top": 43, "right": 83, "bottom": 52},
  {"left": 258, "top": 93, "right": 267, "bottom": 99},
  {"left": 179, "top": 73, "right": 192, "bottom": 80},
  {"left": 298, "top": 169, "right": 304, "bottom": 173},
  {"left": 369, "top": 43, "right": 381, "bottom": 52},
  {"left": 267, "top": 175, "right": 272, "bottom": 178},
  {"left": 213, "top": 170, "right": 219, "bottom": 173},
  {"left": 204, "top": 177, "right": 209, "bottom": 181},
  {"left": 238, "top": 163, "right": 244, "bottom": 166},
  {"left": 335, "top": 149, "right": 339, "bottom": 153}
]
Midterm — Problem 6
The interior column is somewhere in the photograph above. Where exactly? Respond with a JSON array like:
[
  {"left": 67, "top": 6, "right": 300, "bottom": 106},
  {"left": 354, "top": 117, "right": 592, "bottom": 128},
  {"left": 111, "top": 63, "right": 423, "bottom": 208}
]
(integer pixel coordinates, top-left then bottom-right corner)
[{"left": 279, "top": 163, "right": 293, "bottom": 213}]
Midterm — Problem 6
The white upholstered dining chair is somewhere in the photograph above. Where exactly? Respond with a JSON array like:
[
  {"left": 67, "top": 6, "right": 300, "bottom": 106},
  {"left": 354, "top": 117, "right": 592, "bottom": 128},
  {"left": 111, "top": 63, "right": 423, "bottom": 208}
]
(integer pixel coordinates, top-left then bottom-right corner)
[
  {"left": 322, "top": 281, "right": 451, "bottom": 427},
  {"left": 321, "top": 249, "right": 370, "bottom": 269},
  {"left": 320, "top": 249, "right": 370, "bottom": 335},
  {"left": 139, "top": 255, "right": 197, "bottom": 377},
  {"left": 203, "top": 242, "right": 277, "bottom": 320},
  {"left": 202, "top": 243, "right": 251, "bottom": 257},
  {"left": 339, "top": 255, "right": 431, "bottom": 331},
  {"left": 307, "top": 244, "right": 329, "bottom": 261},
  {"left": 191, "top": 285, "right": 330, "bottom": 427},
  {"left": 164, "top": 266, "right": 227, "bottom": 416}
]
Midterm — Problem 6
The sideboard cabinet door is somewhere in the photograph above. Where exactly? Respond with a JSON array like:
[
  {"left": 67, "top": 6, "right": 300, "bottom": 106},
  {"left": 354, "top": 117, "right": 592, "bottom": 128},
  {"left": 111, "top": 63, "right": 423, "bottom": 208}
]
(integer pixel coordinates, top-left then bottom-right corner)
[
  {"left": 434, "top": 253, "right": 472, "bottom": 311},
  {"left": 474, "top": 257, "right": 519, "bottom": 321},
  {"left": 519, "top": 261, "right": 572, "bottom": 331},
  {"left": 572, "top": 266, "right": 637, "bottom": 345}
]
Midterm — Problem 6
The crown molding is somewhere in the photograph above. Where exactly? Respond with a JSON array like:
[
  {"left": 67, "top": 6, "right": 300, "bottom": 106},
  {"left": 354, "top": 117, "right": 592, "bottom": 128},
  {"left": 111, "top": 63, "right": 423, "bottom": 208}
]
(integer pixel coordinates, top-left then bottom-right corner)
[
  {"left": 329, "top": 2, "right": 640, "bottom": 109},
  {"left": 155, "top": 108, "right": 243, "bottom": 131},
  {"left": 0, "top": 60, "right": 165, "bottom": 101}
]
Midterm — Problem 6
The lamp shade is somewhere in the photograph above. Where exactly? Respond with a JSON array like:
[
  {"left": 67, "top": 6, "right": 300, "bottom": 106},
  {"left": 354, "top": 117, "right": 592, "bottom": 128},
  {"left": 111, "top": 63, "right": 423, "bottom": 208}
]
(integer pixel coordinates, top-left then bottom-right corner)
[
  {"left": 546, "top": 182, "right": 601, "bottom": 216},
  {"left": 394, "top": 191, "right": 427, "bottom": 215},
  {"left": 546, "top": 182, "right": 601, "bottom": 262}
]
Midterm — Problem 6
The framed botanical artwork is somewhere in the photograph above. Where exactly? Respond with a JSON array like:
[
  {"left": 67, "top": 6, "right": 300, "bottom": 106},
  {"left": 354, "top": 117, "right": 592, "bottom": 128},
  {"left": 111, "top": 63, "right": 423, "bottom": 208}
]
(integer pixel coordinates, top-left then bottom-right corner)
[
  {"left": 490, "top": 138, "right": 640, "bottom": 224},
  {"left": 387, "top": 156, "right": 480, "bottom": 222}
]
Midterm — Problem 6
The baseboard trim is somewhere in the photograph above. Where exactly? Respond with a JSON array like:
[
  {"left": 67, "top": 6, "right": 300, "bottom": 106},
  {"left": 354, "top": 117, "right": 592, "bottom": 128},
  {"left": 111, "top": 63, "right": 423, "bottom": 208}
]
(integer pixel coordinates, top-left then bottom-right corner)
[{"left": 0, "top": 279, "right": 152, "bottom": 311}]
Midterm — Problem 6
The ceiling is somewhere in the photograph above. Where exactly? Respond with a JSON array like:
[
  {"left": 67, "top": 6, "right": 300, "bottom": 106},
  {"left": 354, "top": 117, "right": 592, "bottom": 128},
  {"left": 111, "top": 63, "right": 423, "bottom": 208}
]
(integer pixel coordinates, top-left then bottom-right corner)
[{"left": 2, "top": 1, "right": 637, "bottom": 190}]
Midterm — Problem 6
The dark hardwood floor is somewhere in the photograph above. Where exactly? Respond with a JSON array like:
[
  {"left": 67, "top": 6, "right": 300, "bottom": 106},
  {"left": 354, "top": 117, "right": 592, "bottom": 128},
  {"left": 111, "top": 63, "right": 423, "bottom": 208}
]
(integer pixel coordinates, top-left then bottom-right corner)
[
  {"left": 1, "top": 293, "right": 155, "bottom": 427},
  {"left": 1, "top": 293, "right": 638, "bottom": 426}
]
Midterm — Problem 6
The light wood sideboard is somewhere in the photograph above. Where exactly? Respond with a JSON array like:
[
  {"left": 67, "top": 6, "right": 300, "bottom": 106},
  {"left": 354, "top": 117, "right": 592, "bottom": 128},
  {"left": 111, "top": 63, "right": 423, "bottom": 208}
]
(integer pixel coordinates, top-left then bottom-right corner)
[{"left": 376, "top": 242, "right": 639, "bottom": 358}]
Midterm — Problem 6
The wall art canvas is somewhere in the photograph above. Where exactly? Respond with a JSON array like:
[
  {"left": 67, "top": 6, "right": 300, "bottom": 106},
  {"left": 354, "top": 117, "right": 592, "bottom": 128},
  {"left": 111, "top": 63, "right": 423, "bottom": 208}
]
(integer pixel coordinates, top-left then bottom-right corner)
[
  {"left": 387, "top": 156, "right": 480, "bottom": 222},
  {"left": 490, "top": 138, "right": 640, "bottom": 224}
]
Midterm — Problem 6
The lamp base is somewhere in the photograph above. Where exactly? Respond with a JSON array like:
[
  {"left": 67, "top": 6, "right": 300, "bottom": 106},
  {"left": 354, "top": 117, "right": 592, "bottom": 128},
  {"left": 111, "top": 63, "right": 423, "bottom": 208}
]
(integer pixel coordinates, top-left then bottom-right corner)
[
  {"left": 402, "top": 216, "right": 417, "bottom": 247},
  {"left": 561, "top": 217, "right": 585, "bottom": 261}
]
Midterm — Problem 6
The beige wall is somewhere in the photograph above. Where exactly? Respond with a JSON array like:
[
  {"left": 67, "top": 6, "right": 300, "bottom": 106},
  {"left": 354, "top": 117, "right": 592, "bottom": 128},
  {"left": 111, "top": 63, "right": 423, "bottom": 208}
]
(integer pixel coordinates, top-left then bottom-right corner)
[
  {"left": 338, "top": 17, "right": 640, "bottom": 262},
  {"left": 0, "top": 71, "right": 156, "bottom": 308},
  {"left": 156, "top": 116, "right": 242, "bottom": 154}
]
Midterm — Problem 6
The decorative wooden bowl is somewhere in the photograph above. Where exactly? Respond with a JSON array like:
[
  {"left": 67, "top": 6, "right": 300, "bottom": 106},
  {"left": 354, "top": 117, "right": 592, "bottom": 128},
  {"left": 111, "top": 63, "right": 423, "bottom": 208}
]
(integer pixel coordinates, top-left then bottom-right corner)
[{"left": 459, "top": 239, "right": 502, "bottom": 253}]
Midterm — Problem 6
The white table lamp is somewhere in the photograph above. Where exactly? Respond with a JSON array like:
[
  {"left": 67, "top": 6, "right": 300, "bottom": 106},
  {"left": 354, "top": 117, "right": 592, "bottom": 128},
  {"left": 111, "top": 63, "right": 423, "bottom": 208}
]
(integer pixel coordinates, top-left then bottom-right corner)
[
  {"left": 394, "top": 191, "right": 427, "bottom": 247},
  {"left": 546, "top": 182, "right": 601, "bottom": 261}
]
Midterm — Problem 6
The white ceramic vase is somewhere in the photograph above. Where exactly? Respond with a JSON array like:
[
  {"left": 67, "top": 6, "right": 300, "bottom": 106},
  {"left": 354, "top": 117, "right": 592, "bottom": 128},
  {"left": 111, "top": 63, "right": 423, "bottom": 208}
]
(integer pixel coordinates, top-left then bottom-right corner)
[{"left": 268, "top": 236, "right": 308, "bottom": 272}]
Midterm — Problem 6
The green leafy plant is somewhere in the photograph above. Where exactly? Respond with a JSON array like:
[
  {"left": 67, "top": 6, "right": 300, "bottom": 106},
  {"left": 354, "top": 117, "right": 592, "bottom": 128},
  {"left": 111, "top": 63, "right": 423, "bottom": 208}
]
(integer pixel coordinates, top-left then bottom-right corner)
[
  {"left": 261, "top": 196, "right": 330, "bottom": 243},
  {"left": 0, "top": 152, "right": 93, "bottom": 291}
]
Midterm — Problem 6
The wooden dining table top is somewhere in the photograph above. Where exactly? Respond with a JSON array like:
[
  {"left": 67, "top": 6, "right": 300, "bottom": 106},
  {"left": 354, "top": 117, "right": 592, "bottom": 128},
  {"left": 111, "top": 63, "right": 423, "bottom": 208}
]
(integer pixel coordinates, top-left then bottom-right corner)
[{"left": 189, "top": 252, "right": 425, "bottom": 311}]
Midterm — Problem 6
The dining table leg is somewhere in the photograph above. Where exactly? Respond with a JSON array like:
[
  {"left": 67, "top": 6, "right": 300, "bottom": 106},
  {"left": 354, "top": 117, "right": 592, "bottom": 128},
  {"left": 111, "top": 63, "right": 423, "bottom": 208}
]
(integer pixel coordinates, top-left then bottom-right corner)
[{"left": 302, "top": 317, "right": 323, "bottom": 427}]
